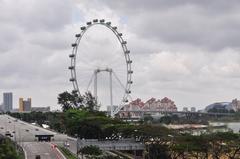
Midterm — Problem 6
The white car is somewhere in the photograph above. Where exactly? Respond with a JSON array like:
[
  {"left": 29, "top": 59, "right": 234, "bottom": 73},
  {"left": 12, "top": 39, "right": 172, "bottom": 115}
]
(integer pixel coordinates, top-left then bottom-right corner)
[{"left": 64, "top": 141, "right": 70, "bottom": 147}]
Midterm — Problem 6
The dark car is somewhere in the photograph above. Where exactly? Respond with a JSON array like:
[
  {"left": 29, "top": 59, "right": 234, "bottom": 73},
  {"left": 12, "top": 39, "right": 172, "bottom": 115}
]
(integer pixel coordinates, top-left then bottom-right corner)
[{"left": 35, "top": 155, "right": 41, "bottom": 159}]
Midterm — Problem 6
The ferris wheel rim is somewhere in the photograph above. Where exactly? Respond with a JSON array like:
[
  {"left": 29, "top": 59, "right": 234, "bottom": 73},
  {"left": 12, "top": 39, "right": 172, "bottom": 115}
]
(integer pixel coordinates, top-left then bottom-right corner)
[{"left": 69, "top": 19, "right": 133, "bottom": 115}]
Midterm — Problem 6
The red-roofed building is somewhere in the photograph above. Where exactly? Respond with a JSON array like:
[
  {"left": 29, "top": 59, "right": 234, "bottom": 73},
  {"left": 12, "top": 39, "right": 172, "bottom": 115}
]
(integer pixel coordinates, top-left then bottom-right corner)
[{"left": 119, "top": 97, "right": 177, "bottom": 118}]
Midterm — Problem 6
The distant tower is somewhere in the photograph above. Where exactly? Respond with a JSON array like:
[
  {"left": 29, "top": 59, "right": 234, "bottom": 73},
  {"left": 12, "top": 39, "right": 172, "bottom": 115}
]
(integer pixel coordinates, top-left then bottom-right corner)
[
  {"left": 19, "top": 98, "right": 24, "bottom": 111},
  {"left": 19, "top": 98, "right": 31, "bottom": 112},
  {"left": 3, "top": 92, "right": 13, "bottom": 112}
]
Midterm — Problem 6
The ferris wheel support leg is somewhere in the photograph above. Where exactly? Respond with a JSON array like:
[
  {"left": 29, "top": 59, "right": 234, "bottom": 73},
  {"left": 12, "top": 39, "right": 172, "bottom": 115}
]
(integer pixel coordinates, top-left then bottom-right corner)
[
  {"left": 94, "top": 70, "right": 98, "bottom": 103},
  {"left": 109, "top": 70, "right": 114, "bottom": 117}
]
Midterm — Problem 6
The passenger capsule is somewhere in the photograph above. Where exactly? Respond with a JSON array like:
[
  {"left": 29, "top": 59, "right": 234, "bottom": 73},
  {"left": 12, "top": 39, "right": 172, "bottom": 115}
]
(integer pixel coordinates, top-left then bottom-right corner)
[
  {"left": 125, "top": 50, "right": 130, "bottom": 54},
  {"left": 86, "top": 22, "right": 92, "bottom": 25},
  {"left": 122, "top": 41, "right": 127, "bottom": 44},
  {"left": 68, "top": 66, "right": 74, "bottom": 70},
  {"left": 69, "top": 54, "right": 75, "bottom": 58},
  {"left": 128, "top": 81, "right": 133, "bottom": 84},
  {"left": 71, "top": 43, "right": 77, "bottom": 47},
  {"left": 100, "top": 19, "right": 105, "bottom": 23},
  {"left": 75, "top": 34, "right": 81, "bottom": 37},
  {"left": 72, "top": 90, "right": 78, "bottom": 93},
  {"left": 80, "top": 26, "right": 86, "bottom": 30},
  {"left": 128, "top": 70, "right": 133, "bottom": 74},
  {"left": 126, "top": 90, "right": 131, "bottom": 94},
  {"left": 70, "top": 78, "right": 75, "bottom": 82}
]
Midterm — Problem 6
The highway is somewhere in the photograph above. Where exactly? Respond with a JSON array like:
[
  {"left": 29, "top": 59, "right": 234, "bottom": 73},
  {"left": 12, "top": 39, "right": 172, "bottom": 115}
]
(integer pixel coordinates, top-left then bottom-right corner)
[
  {"left": 0, "top": 114, "right": 143, "bottom": 158},
  {"left": 0, "top": 114, "right": 68, "bottom": 159}
]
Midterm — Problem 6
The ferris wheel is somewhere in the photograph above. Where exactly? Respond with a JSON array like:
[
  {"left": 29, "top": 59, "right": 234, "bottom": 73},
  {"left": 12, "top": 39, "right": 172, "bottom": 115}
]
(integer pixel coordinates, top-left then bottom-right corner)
[{"left": 69, "top": 19, "right": 133, "bottom": 117}]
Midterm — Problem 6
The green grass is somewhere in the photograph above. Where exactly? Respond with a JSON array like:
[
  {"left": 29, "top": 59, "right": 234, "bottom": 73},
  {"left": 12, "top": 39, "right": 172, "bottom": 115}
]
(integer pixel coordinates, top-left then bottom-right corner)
[{"left": 58, "top": 146, "right": 78, "bottom": 159}]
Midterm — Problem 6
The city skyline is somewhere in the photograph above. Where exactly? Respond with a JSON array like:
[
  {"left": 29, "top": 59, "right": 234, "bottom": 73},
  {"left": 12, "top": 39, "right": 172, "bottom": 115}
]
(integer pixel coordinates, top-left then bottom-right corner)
[{"left": 0, "top": 0, "right": 240, "bottom": 110}]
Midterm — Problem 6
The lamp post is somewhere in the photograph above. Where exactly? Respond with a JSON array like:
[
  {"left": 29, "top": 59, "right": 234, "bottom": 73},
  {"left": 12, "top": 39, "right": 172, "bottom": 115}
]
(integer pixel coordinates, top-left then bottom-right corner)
[{"left": 74, "top": 134, "right": 80, "bottom": 158}]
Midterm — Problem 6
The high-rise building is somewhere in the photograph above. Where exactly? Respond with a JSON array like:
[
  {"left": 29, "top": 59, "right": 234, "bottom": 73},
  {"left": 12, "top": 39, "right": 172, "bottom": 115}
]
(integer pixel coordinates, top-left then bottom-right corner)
[
  {"left": 19, "top": 98, "right": 24, "bottom": 111},
  {"left": 3, "top": 92, "right": 13, "bottom": 112},
  {"left": 19, "top": 98, "right": 31, "bottom": 112}
]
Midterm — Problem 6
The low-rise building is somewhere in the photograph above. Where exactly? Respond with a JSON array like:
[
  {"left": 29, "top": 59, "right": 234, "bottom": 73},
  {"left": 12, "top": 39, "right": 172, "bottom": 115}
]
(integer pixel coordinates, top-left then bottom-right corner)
[
  {"left": 191, "top": 107, "right": 196, "bottom": 112},
  {"left": 31, "top": 107, "right": 50, "bottom": 112},
  {"left": 120, "top": 97, "right": 177, "bottom": 118},
  {"left": 183, "top": 107, "right": 188, "bottom": 112}
]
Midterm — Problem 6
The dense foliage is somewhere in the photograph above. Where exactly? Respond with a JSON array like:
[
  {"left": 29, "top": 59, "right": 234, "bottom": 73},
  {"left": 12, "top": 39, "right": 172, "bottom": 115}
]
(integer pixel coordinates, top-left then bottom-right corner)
[
  {"left": 0, "top": 136, "right": 23, "bottom": 159},
  {"left": 79, "top": 145, "right": 102, "bottom": 156},
  {"left": 8, "top": 91, "right": 240, "bottom": 159},
  {"left": 145, "top": 132, "right": 240, "bottom": 159}
]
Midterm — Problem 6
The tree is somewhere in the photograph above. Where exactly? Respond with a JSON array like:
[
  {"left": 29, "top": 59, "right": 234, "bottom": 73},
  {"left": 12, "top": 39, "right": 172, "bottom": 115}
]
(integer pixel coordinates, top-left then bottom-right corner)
[
  {"left": 147, "top": 144, "right": 169, "bottom": 159},
  {"left": 209, "top": 132, "right": 240, "bottom": 159},
  {"left": 57, "top": 91, "right": 84, "bottom": 111},
  {"left": 0, "top": 137, "right": 22, "bottom": 159},
  {"left": 159, "top": 116, "right": 172, "bottom": 124},
  {"left": 83, "top": 92, "right": 98, "bottom": 112},
  {"left": 58, "top": 91, "right": 99, "bottom": 112}
]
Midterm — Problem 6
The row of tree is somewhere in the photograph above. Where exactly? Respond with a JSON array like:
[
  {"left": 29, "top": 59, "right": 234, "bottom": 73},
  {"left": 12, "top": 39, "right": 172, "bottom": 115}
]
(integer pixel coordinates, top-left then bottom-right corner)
[
  {"left": 8, "top": 91, "right": 240, "bottom": 159},
  {"left": 145, "top": 132, "right": 240, "bottom": 159}
]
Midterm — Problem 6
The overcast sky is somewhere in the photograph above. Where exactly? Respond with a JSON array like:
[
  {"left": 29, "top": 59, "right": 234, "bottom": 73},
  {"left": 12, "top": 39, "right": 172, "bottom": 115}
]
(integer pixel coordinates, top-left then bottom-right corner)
[{"left": 0, "top": 0, "right": 240, "bottom": 110}]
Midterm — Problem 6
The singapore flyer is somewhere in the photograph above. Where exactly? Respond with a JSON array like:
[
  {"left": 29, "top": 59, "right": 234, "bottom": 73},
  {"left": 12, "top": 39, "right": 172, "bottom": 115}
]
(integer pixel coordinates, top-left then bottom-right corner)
[{"left": 69, "top": 19, "right": 133, "bottom": 117}]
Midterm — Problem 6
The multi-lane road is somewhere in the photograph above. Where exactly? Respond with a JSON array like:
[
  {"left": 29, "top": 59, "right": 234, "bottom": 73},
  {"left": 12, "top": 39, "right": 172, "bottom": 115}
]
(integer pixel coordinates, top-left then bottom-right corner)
[{"left": 0, "top": 114, "right": 69, "bottom": 159}]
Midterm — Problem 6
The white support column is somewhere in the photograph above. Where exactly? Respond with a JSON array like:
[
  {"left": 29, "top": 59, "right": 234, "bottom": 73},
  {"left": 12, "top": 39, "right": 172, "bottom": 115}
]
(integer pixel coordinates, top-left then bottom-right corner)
[
  {"left": 109, "top": 69, "right": 113, "bottom": 117},
  {"left": 94, "top": 70, "right": 98, "bottom": 102}
]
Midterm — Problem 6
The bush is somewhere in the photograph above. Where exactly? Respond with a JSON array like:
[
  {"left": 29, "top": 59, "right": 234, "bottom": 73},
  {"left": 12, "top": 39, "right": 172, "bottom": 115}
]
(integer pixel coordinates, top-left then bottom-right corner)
[{"left": 79, "top": 145, "right": 102, "bottom": 156}]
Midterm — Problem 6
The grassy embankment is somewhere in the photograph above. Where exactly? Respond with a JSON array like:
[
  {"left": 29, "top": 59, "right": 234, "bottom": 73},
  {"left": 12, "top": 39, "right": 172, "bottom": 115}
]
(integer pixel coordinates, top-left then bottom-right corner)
[{"left": 58, "top": 146, "right": 78, "bottom": 159}]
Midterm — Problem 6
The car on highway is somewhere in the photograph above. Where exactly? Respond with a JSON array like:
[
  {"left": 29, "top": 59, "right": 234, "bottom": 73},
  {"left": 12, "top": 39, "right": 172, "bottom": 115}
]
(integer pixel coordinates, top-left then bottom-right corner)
[
  {"left": 25, "top": 129, "right": 29, "bottom": 132},
  {"left": 35, "top": 128, "right": 39, "bottom": 131},
  {"left": 64, "top": 141, "right": 70, "bottom": 147},
  {"left": 35, "top": 155, "right": 41, "bottom": 159}
]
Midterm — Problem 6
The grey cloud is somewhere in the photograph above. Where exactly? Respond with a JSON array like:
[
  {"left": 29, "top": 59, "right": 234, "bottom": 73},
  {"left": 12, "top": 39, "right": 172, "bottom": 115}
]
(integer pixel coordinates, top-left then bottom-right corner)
[
  {"left": 100, "top": 0, "right": 240, "bottom": 51},
  {"left": 1, "top": 0, "right": 240, "bottom": 110},
  {"left": 0, "top": 0, "right": 73, "bottom": 32}
]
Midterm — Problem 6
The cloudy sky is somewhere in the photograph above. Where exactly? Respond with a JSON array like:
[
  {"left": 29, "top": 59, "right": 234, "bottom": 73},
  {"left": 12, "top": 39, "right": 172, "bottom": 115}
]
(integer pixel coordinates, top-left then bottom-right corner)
[{"left": 0, "top": 0, "right": 240, "bottom": 110}]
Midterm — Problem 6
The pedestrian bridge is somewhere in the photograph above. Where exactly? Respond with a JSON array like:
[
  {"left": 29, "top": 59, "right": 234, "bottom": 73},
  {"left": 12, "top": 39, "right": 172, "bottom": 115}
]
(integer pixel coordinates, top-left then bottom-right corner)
[{"left": 78, "top": 138, "right": 145, "bottom": 151}]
